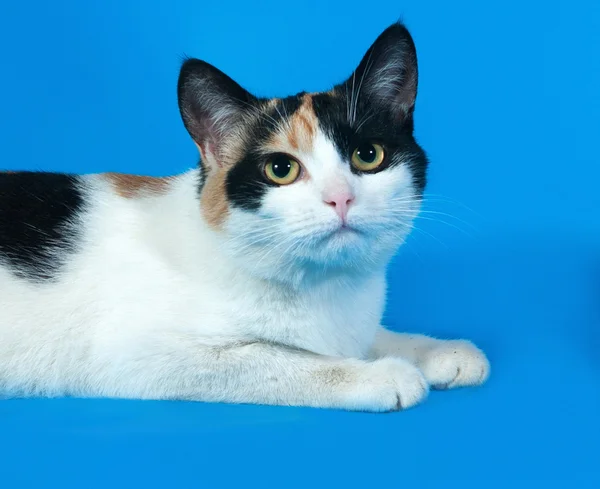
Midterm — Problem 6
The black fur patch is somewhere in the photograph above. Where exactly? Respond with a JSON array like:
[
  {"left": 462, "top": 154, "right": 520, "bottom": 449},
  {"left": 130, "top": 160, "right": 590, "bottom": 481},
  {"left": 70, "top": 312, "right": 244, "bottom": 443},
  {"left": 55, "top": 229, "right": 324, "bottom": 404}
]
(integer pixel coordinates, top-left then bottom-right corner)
[
  {"left": 225, "top": 95, "right": 304, "bottom": 210},
  {"left": 312, "top": 90, "right": 428, "bottom": 193},
  {"left": 0, "top": 172, "right": 85, "bottom": 281},
  {"left": 196, "top": 158, "right": 208, "bottom": 197},
  {"left": 226, "top": 150, "right": 270, "bottom": 211}
]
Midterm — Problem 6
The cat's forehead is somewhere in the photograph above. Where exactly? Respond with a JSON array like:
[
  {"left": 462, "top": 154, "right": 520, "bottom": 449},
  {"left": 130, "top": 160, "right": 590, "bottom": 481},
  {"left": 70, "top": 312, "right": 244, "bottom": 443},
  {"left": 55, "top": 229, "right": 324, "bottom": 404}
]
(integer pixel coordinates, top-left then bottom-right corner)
[
  {"left": 260, "top": 93, "right": 319, "bottom": 156},
  {"left": 250, "top": 87, "right": 395, "bottom": 161}
]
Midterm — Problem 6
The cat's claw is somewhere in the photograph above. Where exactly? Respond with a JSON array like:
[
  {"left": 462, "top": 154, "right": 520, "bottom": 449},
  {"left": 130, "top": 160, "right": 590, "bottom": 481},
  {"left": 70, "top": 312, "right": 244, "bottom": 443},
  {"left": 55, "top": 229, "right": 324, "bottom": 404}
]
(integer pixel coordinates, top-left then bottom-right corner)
[{"left": 418, "top": 340, "right": 490, "bottom": 389}]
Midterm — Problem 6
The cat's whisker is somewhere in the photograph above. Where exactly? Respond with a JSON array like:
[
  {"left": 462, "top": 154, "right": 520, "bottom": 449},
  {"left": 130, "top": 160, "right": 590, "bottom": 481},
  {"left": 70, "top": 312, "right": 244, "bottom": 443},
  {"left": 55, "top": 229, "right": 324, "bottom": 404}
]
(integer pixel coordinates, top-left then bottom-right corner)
[
  {"left": 345, "top": 82, "right": 350, "bottom": 122},
  {"left": 222, "top": 218, "right": 287, "bottom": 237},
  {"left": 412, "top": 216, "right": 475, "bottom": 238},
  {"left": 390, "top": 194, "right": 477, "bottom": 209},
  {"left": 223, "top": 224, "right": 290, "bottom": 246},
  {"left": 280, "top": 100, "right": 294, "bottom": 134},
  {"left": 224, "top": 226, "right": 285, "bottom": 245},
  {"left": 421, "top": 194, "right": 483, "bottom": 218},
  {"left": 384, "top": 207, "right": 477, "bottom": 230},
  {"left": 415, "top": 210, "right": 476, "bottom": 229},
  {"left": 349, "top": 70, "right": 356, "bottom": 125},
  {"left": 422, "top": 192, "right": 478, "bottom": 207},
  {"left": 409, "top": 226, "right": 450, "bottom": 250},
  {"left": 354, "top": 111, "right": 375, "bottom": 133},
  {"left": 249, "top": 234, "right": 299, "bottom": 273},
  {"left": 227, "top": 221, "right": 322, "bottom": 254},
  {"left": 271, "top": 103, "right": 290, "bottom": 133},
  {"left": 353, "top": 52, "right": 375, "bottom": 126},
  {"left": 399, "top": 238, "right": 426, "bottom": 265},
  {"left": 226, "top": 227, "right": 290, "bottom": 249},
  {"left": 373, "top": 211, "right": 474, "bottom": 238}
]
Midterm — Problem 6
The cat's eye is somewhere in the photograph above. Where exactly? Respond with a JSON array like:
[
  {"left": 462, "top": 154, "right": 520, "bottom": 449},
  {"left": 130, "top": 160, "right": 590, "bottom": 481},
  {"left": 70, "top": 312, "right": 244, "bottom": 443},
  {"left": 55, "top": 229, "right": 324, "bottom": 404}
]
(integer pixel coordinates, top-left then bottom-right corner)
[
  {"left": 264, "top": 155, "right": 301, "bottom": 185},
  {"left": 351, "top": 143, "right": 386, "bottom": 172}
]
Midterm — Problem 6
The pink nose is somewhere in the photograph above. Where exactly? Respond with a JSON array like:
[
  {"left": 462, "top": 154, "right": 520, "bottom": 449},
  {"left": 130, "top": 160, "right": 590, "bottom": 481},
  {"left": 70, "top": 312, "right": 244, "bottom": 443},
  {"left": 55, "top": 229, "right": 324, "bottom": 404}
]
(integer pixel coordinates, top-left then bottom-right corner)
[{"left": 323, "top": 190, "right": 355, "bottom": 222}]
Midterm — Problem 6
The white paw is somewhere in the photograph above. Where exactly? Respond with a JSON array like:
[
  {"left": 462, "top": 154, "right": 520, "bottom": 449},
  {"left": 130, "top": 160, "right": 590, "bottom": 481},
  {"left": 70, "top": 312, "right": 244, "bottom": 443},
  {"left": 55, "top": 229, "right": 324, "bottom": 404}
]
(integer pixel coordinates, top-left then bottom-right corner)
[
  {"left": 418, "top": 340, "right": 490, "bottom": 389},
  {"left": 344, "top": 357, "right": 429, "bottom": 412}
]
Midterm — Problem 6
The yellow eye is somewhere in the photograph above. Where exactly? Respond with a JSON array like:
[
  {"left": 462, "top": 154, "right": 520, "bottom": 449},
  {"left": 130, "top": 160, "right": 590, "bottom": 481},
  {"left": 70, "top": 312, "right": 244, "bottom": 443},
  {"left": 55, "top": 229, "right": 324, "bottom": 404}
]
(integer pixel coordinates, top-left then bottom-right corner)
[
  {"left": 265, "top": 155, "right": 301, "bottom": 185},
  {"left": 351, "top": 143, "right": 385, "bottom": 172}
]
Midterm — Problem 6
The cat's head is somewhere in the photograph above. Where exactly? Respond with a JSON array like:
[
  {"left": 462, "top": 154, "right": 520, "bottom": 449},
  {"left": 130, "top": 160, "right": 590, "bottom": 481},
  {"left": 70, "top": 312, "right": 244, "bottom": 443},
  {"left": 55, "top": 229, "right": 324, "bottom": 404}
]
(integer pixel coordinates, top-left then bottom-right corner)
[{"left": 178, "top": 22, "right": 428, "bottom": 283}]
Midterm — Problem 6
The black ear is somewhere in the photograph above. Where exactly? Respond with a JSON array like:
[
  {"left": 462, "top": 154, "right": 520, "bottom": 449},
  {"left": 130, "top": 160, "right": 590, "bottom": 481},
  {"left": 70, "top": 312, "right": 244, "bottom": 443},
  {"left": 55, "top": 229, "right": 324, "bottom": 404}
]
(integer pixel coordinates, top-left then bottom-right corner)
[
  {"left": 344, "top": 22, "right": 419, "bottom": 121},
  {"left": 177, "top": 59, "right": 257, "bottom": 167}
]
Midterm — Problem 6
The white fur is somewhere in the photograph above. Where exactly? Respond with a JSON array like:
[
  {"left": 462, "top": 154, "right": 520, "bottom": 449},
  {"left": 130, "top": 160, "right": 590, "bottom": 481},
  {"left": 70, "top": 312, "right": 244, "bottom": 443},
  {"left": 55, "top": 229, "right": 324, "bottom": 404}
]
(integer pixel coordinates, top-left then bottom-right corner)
[{"left": 0, "top": 128, "right": 489, "bottom": 411}]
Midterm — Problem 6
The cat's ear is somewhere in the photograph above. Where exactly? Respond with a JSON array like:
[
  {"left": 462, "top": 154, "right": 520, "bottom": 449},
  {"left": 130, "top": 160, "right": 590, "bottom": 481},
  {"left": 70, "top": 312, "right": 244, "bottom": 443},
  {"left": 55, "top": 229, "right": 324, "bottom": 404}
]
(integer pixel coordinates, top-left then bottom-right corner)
[
  {"left": 345, "top": 22, "right": 418, "bottom": 118},
  {"left": 177, "top": 59, "right": 258, "bottom": 168}
]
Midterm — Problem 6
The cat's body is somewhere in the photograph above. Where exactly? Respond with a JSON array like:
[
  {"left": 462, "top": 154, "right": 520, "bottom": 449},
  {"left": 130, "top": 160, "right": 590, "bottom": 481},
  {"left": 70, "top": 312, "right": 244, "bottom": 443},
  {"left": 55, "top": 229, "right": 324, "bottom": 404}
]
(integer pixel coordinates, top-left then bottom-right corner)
[{"left": 0, "top": 23, "right": 489, "bottom": 410}]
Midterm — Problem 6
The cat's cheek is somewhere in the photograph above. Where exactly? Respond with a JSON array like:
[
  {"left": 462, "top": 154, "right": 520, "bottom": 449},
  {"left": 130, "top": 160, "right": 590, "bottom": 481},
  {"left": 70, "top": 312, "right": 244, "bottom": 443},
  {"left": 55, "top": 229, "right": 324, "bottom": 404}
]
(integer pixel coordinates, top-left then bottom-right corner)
[
  {"left": 359, "top": 163, "right": 417, "bottom": 203},
  {"left": 349, "top": 165, "right": 420, "bottom": 233},
  {"left": 260, "top": 183, "right": 326, "bottom": 226},
  {"left": 222, "top": 207, "right": 266, "bottom": 250}
]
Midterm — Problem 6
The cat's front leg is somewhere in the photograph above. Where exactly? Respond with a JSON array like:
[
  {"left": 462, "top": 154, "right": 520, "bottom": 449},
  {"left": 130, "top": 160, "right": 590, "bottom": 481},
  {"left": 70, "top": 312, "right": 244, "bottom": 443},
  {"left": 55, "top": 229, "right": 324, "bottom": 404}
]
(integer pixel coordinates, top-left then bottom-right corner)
[
  {"left": 370, "top": 328, "right": 490, "bottom": 389},
  {"left": 118, "top": 341, "right": 429, "bottom": 412}
]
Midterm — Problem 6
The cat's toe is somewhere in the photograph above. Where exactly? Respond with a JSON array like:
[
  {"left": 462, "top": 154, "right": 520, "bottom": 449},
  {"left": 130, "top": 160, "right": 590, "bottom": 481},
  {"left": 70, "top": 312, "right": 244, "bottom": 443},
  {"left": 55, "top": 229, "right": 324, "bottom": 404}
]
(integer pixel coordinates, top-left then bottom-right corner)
[
  {"left": 346, "top": 357, "right": 429, "bottom": 412},
  {"left": 419, "top": 340, "right": 490, "bottom": 390}
]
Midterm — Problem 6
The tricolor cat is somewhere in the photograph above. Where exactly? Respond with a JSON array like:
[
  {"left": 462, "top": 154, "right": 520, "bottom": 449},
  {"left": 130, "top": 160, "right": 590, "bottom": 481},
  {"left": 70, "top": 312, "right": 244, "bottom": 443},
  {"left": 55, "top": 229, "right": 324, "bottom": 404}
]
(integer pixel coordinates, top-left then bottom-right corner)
[{"left": 0, "top": 23, "right": 489, "bottom": 411}]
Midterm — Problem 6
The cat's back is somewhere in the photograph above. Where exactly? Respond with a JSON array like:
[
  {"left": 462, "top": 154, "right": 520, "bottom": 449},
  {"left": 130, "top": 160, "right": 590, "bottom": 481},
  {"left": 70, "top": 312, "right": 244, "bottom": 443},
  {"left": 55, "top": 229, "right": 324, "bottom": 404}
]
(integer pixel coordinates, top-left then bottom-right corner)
[
  {"left": 0, "top": 169, "right": 216, "bottom": 394},
  {"left": 0, "top": 171, "right": 87, "bottom": 282},
  {"left": 0, "top": 168, "right": 209, "bottom": 318},
  {"left": 0, "top": 168, "right": 202, "bottom": 284}
]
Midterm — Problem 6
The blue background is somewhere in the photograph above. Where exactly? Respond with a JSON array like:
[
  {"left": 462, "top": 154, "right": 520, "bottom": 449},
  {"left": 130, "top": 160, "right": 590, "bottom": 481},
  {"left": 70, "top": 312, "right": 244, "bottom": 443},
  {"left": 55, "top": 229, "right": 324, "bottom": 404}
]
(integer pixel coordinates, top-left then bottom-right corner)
[{"left": 1, "top": 0, "right": 599, "bottom": 487}]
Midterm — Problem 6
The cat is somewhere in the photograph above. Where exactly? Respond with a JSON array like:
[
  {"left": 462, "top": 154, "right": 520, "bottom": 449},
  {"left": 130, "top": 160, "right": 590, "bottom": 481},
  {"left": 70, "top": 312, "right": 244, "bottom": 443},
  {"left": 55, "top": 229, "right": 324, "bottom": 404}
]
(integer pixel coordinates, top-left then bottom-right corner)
[{"left": 0, "top": 22, "right": 489, "bottom": 411}]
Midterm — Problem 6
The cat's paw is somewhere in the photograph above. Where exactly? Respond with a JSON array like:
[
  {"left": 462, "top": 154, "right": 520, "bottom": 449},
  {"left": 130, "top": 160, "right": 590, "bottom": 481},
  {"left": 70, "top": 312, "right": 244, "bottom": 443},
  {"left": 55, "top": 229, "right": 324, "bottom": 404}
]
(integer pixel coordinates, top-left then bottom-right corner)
[
  {"left": 344, "top": 357, "right": 429, "bottom": 412},
  {"left": 418, "top": 340, "right": 490, "bottom": 390}
]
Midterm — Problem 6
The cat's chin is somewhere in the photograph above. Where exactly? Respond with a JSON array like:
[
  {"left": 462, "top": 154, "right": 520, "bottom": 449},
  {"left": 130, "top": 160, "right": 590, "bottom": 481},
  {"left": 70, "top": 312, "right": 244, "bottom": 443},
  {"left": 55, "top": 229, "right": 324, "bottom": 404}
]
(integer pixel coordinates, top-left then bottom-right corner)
[
  {"left": 224, "top": 219, "right": 406, "bottom": 285},
  {"left": 318, "top": 226, "right": 366, "bottom": 254},
  {"left": 229, "top": 235, "right": 387, "bottom": 287},
  {"left": 299, "top": 229, "right": 399, "bottom": 274}
]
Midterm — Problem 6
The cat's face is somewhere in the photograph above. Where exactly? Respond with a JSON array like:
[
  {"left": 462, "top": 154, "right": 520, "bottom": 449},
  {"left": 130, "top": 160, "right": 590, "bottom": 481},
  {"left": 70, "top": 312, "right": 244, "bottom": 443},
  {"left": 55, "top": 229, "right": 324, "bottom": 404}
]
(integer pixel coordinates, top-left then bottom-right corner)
[{"left": 178, "top": 23, "right": 428, "bottom": 282}]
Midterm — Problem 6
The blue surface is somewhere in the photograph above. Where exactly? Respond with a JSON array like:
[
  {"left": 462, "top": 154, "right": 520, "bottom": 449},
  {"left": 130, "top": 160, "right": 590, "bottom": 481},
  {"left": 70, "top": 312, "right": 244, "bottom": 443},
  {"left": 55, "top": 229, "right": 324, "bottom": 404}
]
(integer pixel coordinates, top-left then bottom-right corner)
[{"left": 1, "top": 0, "right": 599, "bottom": 487}]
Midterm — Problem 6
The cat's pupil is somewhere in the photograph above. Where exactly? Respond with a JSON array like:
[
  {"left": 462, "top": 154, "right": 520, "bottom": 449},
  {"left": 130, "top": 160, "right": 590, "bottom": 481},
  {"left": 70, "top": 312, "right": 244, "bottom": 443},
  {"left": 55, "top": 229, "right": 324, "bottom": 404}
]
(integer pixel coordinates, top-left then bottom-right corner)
[
  {"left": 272, "top": 156, "right": 292, "bottom": 178},
  {"left": 357, "top": 144, "right": 376, "bottom": 163}
]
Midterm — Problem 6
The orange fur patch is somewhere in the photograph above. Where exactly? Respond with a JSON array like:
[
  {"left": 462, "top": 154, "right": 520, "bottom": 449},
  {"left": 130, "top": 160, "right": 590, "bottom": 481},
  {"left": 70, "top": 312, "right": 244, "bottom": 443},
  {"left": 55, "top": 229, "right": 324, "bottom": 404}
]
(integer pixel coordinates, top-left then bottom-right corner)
[
  {"left": 264, "top": 98, "right": 281, "bottom": 110},
  {"left": 265, "top": 94, "right": 318, "bottom": 154},
  {"left": 289, "top": 95, "right": 317, "bottom": 152},
  {"left": 104, "top": 173, "right": 173, "bottom": 198},
  {"left": 200, "top": 168, "right": 229, "bottom": 228}
]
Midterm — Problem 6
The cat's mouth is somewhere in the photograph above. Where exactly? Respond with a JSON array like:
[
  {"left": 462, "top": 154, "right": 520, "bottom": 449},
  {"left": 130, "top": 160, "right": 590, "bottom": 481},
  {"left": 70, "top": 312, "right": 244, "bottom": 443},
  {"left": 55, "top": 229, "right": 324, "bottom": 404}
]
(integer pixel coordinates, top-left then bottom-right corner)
[
  {"left": 323, "top": 223, "right": 362, "bottom": 241},
  {"left": 337, "top": 224, "right": 358, "bottom": 233},
  {"left": 292, "top": 221, "right": 367, "bottom": 250}
]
